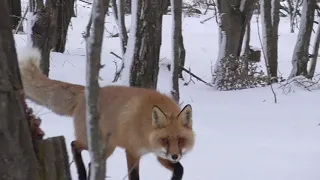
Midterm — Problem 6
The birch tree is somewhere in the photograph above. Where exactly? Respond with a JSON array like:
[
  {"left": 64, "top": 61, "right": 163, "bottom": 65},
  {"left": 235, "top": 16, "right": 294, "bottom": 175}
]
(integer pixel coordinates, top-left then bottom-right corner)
[
  {"left": 260, "top": 0, "right": 280, "bottom": 83},
  {"left": 289, "top": 0, "right": 316, "bottom": 78},
  {"left": 84, "top": 0, "right": 108, "bottom": 179},
  {"left": 0, "top": 1, "right": 39, "bottom": 179}
]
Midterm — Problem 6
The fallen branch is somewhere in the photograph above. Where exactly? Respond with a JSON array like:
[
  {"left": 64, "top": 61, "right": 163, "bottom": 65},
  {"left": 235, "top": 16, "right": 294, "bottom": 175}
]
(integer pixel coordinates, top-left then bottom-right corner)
[{"left": 181, "top": 66, "right": 213, "bottom": 87}]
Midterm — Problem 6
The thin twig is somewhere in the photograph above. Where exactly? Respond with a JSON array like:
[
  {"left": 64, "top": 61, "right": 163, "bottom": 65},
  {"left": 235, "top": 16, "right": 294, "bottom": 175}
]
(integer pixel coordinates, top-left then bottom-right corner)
[
  {"left": 256, "top": 15, "right": 278, "bottom": 103},
  {"left": 14, "top": 6, "right": 29, "bottom": 34}
]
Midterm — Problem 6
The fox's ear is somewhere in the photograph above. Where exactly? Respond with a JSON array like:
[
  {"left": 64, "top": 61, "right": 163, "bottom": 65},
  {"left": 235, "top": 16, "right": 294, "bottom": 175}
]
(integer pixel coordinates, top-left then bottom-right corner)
[
  {"left": 178, "top": 104, "right": 192, "bottom": 128},
  {"left": 152, "top": 105, "right": 167, "bottom": 128}
]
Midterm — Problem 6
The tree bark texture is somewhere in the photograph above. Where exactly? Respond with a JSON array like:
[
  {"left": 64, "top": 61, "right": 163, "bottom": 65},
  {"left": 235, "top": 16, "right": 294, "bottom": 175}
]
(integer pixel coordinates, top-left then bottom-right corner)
[
  {"left": 289, "top": 0, "right": 316, "bottom": 78},
  {"left": 260, "top": 0, "right": 280, "bottom": 82},
  {"left": 171, "top": 0, "right": 183, "bottom": 102},
  {"left": 212, "top": 0, "right": 256, "bottom": 84},
  {"left": 7, "top": 0, "right": 22, "bottom": 30},
  {"left": 53, "top": 0, "right": 75, "bottom": 53},
  {"left": 113, "top": 0, "right": 128, "bottom": 54},
  {"left": 218, "top": 0, "right": 256, "bottom": 57},
  {"left": 0, "top": 1, "right": 39, "bottom": 180},
  {"left": 308, "top": 17, "right": 320, "bottom": 78},
  {"left": 31, "top": 0, "right": 59, "bottom": 76},
  {"left": 38, "top": 136, "right": 72, "bottom": 180},
  {"left": 129, "top": 0, "right": 169, "bottom": 89},
  {"left": 84, "top": 0, "right": 108, "bottom": 179}
]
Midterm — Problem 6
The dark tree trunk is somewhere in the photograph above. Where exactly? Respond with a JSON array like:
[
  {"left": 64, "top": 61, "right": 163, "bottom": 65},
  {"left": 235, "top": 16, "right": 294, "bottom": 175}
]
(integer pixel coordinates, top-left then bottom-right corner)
[
  {"left": 171, "top": 0, "right": 183, "bottom": 102},
  {"left": 0, "top": 1, "right": 39, "bottom": 179},
  {"left": 31, "top": 0, "right": 59, "bottom": 76},
  {"left": 129, "top": 0, "right": 168, "bottom": 89},
  {"left": 289, "top": 0, "right": 316, "bottom": 78},
  {"left": 308, "top": 17, "right": 320, "bottom": 78},
  {"left": 124, "top": 0, "right": 131, "bottom": 14},
  {"left": 7, "top": 0, "right": 22, "bottom": 30},
  {"left": 260, "top": 0, "right": 280, "bottom": 83},
  {"left": 212, "top": 0, "right": 256, "bottom": 84},
  {"left": 53, "top": 0, "right": 75, "bottom": 53},
  {"left": 178, "top": 34, "right": 186, "bottom": 79}
]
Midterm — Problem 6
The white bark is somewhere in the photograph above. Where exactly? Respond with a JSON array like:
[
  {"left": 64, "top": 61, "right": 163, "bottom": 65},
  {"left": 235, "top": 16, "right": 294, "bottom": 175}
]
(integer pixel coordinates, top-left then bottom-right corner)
[
  {"left": 121, "top": 0, "right": 138, "bottom": 85},
  {"left": 289, "top": 0, "right": 313, "bottom": 78}
]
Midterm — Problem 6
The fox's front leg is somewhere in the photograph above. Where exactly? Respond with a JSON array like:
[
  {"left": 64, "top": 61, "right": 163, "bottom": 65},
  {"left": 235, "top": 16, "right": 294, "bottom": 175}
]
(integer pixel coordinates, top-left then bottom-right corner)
[
  {"left": 126, "top": 150, "right": 140, "bottom": 180},
  {"left": 157, "top": 157, "right": 184, "bottom": 180}
]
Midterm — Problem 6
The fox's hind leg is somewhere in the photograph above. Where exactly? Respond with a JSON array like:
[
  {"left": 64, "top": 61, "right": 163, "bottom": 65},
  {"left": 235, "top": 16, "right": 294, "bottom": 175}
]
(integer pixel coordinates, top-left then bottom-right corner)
[
  {"left": 71, "top": 141, "right": 87, "bottom": 180},
  {"left": 157, "top": 157, "right": 184, "bottom": 180},
  {"left": 125, "top": 150, "right": 140, "bottom": 180}
]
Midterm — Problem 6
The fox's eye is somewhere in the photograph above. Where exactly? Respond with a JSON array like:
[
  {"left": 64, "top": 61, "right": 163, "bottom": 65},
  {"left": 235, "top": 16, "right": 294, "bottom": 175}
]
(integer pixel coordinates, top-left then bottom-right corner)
[
  {"left": 178, "top": 138, "right": 185, "bottom": 145},
  {"left": 162, "top": 138, "right": 169, "bottom": 144}
]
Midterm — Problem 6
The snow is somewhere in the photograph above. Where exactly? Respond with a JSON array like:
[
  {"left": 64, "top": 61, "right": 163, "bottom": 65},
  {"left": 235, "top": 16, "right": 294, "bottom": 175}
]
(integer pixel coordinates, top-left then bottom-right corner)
[{"left": 15, "top": 1, "right": 320, "bottom": 180}]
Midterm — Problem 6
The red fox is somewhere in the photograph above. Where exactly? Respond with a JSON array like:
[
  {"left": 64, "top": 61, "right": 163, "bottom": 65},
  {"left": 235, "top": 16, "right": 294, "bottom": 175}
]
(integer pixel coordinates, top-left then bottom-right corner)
[{"left": 17, "top": 46, "right": 195, "bottom": 180}]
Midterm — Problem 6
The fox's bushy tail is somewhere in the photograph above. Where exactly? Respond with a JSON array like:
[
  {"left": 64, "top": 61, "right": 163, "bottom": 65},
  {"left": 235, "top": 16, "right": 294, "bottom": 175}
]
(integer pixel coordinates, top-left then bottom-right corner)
[{"left": 18, "top": 46, "right": 84, "bottom": 116}]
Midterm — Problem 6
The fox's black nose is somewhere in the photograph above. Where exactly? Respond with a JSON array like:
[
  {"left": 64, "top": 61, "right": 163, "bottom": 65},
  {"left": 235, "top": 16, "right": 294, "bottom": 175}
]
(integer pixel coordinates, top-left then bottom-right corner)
[{"left": 171, "top": 154, "right": 178, "bottom": 160}]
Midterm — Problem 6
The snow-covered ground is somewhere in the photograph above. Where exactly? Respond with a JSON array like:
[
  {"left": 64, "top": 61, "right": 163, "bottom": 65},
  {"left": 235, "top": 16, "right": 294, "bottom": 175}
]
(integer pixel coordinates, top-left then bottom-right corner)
[{"left": 14, "top": 1, "right": 320, "bottom": 180}]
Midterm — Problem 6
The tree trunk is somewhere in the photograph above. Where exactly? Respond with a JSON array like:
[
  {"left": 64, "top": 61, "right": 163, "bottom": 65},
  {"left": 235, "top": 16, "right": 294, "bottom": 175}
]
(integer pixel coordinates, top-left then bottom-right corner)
[
  {"left": 171, "top": 0, "right": 183, "bottom": 102},
  {"left": 84, "top": 0, "right": 108, "bottom": 179},
  {"left": 31, "top": 0, "right": 59, "bottom": 76},
  {"left": 0, "top": 1, "right": 39, "bottom": 179},
  {"left": 289, "top": 0, "right": 316, "bottom": 78},
  {"left": 178, "top": 34, "right": 186, "bottom": 79},
  {"left": 212, "top": 0, "right": 256, "bottom": 85},
  {"left": 128, "top": 0, "right": 168, "bottom": 89},
  {"left": 7, "top": 0, "right": 22, "bottom": 30},
  {"left": 111, "top": 0, "right": 128, "bottom": 82},
  {"left": 53, "top": 0, "right": 75, "bottom": 53},
  {"left": 113, "top": 0, "right": 128, "bottom": 54},
  {"left": 124, "top": 0, "right": 131, "bottom": 14},
  {"left": 308, "top": 17, "right": 320, "bottom": 78},
  {"left": 260, "top": 0, "right": 280, "bottom": 83}
]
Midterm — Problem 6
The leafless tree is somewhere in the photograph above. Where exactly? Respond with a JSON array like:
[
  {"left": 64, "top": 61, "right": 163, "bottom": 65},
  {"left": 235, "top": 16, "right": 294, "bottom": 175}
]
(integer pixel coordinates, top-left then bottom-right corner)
[
  {"left": 128, "top": 0, "right": 169, "bottom": 89},
  {"left": 289, "top": 0, "right": 316, "bottom": 78},
  {"left": 260, "top": 0, "right": 280, "bottom": 82},
  {"left": 0, "top": 1, "right": 39, "bottom": 179},
  {"left": 286, "top": 0, "right": 303, "bottom": 33},
  {"left": 28, "top": 0, "right": 59, "bottom": 76},
  {"left": 83, "top": 0, "right": 108, "bottom": 179},
  {"left": 308, "top": 16, "right": 320, "bottom": 78},
  {"left": 212, "top": 0, "right": 257, "bottom": 86},
  {"left": 171, "top": 0, "right": 184, "bottom": 102},
  {"left": 7, "top": 0, "right": 22, "bottom": 31},
  {"left": 53, "top": 0, "right": 76, "bottom": 53},
  {"left": 111, "top": 0, "right": 128, "bottom": 82}
]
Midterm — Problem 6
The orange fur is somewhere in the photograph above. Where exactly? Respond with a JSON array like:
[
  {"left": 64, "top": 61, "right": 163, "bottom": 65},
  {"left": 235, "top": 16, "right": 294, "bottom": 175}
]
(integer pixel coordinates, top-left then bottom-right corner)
[{"left": 18, "top": 47, "right": 195, "bottom": 178}]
